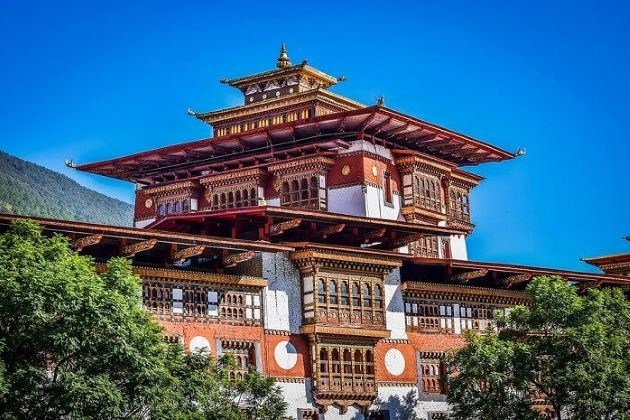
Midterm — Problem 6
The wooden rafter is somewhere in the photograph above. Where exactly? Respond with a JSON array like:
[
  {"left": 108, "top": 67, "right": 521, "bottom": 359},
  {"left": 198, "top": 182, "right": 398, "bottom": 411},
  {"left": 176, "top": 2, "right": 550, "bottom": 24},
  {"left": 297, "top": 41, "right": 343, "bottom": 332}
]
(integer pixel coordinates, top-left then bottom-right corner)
[
  {"left": 270, "top": 218, "right": 302, "bottom": 236},
  {"left": 222, "top": 250, "right": 256, "bottom": 267},
  {"left": 357, "top": 110, "right": 379, "bottom": 132},
  {"left": 121, "top": 239, "right": 157, "bottom": 257},
  {"left": 316, "top": 223, "right": 346, "bottom": 239},
  {"left": 451, "top": 269, "right": 488, "bottom": 283},
  {"left": 72, "top": 233, "right": 103, "bottom": 252},
  {"left": 383, "top": 123, "right": 410, "bottom": 138},
  {"left": 370, "top": 117, "right": 392, "bottom": 134},
  {"left": 172, "top": 245, "right": 205, "bottom": 263}
]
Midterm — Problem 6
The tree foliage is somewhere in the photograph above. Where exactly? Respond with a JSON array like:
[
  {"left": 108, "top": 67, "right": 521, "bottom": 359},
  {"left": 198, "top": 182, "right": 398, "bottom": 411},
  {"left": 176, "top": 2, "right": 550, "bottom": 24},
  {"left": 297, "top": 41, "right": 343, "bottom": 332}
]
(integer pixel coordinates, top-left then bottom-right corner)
[
  {"left": 447, "top": 276, "right": 630, "bottom": 420},
  {"left": 0, "top": 220, "right": 169, "bottom": 418},
  {"left": 0, "top": 220, "right": 288, "bottom": 419},
  {"left": 155, "top": 347, "right": 288, "bottom": 420}
]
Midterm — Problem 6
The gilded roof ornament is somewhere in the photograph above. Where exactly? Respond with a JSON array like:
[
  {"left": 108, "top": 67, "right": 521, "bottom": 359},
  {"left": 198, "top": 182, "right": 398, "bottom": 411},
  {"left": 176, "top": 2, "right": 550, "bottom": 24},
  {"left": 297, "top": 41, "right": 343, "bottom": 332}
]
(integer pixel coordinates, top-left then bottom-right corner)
[{"left": 276, "top": 43, "right": 291, "bottom": 68}]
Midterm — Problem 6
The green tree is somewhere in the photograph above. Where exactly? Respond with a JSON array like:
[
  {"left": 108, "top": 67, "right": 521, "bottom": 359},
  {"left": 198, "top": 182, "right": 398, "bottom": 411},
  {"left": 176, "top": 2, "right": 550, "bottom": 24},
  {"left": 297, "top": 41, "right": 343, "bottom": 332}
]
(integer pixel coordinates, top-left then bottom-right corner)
[
  {"left": 447, "top": 276, "right": 630, "bottom": 420},
  {"left": 155, "top": 346, "right": 288, "bottom": 420},
  {"left": 0, "top": 220, "right": 170, "bottom": 419}
]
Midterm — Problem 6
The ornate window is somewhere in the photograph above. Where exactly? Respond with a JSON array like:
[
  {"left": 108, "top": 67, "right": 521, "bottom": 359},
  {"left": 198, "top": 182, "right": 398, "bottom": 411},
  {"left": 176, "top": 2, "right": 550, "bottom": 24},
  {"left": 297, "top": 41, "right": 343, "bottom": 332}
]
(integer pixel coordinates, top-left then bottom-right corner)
[
  {"left": 419, "top": 358, "right": 446, "bottom": 394},
  {"left": 340, "top": 281, "right": 349, "bottom": 305},
  {"left": 142, "top": 282, "right": 262, "bottom": 326},
  {"left": 317, "top": 278, "right": 326, "bottom": 304},
  {"left": 329, "top": 280, "right": 338, "bottom": 305},
  {"left": 414, "top": 175, "right": 442, "bottom": 212},
  {"left": 409, "top": 236, "right": 439, "bottom": 258},
  {"left": 374, "top": 285, "right": 383, "bottom": 309},
  {"left": 166, "top": 202, "right": 174, "bottom": 214},
  {"left": 449, "top": 188, "right": 470, "bottom": 222},
  {"left": 307, "top": 275, "right": 385, "bottom": 329},
  {"left": 383, "top": 172, "right": 393, "bottom": 204},
  {"left": 158, "top": 204, "right": 165, "bottom": 216}
]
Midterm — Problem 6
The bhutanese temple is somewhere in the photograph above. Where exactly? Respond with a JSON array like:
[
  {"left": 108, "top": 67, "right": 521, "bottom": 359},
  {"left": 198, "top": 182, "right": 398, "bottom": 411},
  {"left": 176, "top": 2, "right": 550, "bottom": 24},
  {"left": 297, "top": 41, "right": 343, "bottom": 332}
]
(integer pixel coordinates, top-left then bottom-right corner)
[{"left": 5, "top": 45, "right": 628, "bottom": 420}]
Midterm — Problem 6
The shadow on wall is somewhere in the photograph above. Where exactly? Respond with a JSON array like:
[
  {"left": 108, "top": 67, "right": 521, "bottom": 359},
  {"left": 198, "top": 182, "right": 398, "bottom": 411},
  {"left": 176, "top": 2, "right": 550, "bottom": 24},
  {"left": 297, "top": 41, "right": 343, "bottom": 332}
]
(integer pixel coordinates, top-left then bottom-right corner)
[{"left": 368, "top": 390, "right": 420, "bottom": 420}]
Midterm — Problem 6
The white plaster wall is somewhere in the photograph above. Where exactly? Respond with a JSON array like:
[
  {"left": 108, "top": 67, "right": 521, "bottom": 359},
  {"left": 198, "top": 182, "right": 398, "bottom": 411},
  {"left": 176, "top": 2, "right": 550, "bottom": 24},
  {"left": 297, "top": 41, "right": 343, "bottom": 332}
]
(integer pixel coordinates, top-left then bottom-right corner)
[
  {"left": 449, "top": 234, "right": 468, "bottom": 260},
  {"left": 339, "top": 140, "right": 393, "bottom": 161},
  {"left": 134, "top": 218, "right": 155, "bottom": 229},
  {"left": 320, "top": 404, "right": 365, "bottom": 420},
  {"left": 328, "top": 185, "right": 367, "bottom": 217},
  {"left": 373, "top": 386, "right": 450, "bottom": 419},
  {"left": 267, "top": 197, "right": 281, "bottom": 207},
  {"left": 262, "top": 252, "right": 302, "bottom": 334},
  {"left": 277, "top": 379, "right": 317, "bottom": 419},
  {"left": 384, "top": 268, "right": 407, "bottom": 340},
  {"left": 365, "top": 184, "right": 402, "bottom": 221}
]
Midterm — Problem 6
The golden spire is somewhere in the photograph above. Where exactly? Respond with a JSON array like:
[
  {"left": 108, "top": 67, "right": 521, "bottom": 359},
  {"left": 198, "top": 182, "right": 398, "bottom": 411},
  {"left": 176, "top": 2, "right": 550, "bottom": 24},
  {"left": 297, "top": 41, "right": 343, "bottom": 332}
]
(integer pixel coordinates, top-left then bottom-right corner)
[{"left": 276, "top": 43, "right": 291, "bottom": 68}]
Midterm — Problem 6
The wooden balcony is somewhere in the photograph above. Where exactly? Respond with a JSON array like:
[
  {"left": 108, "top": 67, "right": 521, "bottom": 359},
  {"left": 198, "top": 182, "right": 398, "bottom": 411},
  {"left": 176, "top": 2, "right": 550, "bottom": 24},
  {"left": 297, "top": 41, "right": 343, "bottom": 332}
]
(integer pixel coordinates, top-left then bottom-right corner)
[{"left": 401, "top": 195, "right": 448, "bottom": 222}]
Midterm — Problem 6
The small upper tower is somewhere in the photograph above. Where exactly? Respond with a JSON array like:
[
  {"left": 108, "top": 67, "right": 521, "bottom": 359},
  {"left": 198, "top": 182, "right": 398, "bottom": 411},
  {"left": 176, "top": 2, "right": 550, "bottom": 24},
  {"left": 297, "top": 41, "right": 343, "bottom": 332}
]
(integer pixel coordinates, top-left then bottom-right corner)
[{"left": 192, "top": 45, "right": 362, "bottom": 137}]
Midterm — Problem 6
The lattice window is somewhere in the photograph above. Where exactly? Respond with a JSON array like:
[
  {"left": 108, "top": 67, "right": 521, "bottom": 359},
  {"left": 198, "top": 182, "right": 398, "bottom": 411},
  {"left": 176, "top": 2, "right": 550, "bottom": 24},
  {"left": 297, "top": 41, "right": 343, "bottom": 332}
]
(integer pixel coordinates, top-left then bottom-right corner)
[
  {"left": 315, "top": 343, "right": 376, "bottom": 395},
  {"left": 211, "top": 187, "right": 257, "bottom": 210},
  {"left": 409, "top": 236, "right": 439, "bottom": 258},
  {"left": 142, "top": 282, "right": 262, "bottom": 325},
  {"left": 280, "top": 175, "right": 322, "bottom": 209},
  {"left": 308, "top": 275, "right": 385, "bottom": 328},
  {"left": 428, "top": 412, "right": 447, "bottom": 420},
  {"left": 420, "top": 359, "right": 445, "bottom": 394},
  {"left": 449, "top": 188, "right": 470, "bottom": 221},
  {"left": 405, "top": 299, "right": 508, "bottom": 334},
  {"left": 413, "top": 174, "right": 442, "bottom": 212}
]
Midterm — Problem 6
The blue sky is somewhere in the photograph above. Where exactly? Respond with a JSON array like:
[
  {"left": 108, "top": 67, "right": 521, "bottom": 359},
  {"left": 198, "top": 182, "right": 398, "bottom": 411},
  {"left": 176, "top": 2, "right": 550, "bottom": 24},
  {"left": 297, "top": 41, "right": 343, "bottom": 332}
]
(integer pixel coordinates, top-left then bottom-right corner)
[{"left": 1, "top": 0, "right": 628, "bottom": 271}]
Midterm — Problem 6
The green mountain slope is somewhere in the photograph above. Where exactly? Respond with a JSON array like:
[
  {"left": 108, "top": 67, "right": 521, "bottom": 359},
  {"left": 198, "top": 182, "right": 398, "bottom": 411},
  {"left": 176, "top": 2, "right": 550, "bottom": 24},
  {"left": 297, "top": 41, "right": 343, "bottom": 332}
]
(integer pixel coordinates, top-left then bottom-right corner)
[{"left": 0, "top": 150, "right": 133, "bottom": 226}]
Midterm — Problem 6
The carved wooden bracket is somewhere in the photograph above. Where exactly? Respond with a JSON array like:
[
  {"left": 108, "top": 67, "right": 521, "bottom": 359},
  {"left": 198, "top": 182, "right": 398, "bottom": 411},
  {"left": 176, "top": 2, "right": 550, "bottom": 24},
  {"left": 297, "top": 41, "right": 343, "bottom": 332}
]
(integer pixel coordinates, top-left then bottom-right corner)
[
  {"left": 361, "top": 227, "right": 386, "bottom": 244},
  {"left": 270, "top": 218, "right": 302, "bottom": 236},
  {"left": 501, "top": 273, "right": 532, "bottom": 288},
  {"left": 222, "top": 250, "right": 255, "bottom": 267},
  {"left": 172, "top": 245, "right": 205, "bottom": 263},
  {"left": 121, "top": 239, "right": 157, "bottom": 257},
  {"left": 72, "top": 233, "right": 103, "bottom": 252},
  {"left": 316, "top": 223, "right": 346, "bottom": 239},
  {"left": 578, "top": 279, "right": 604, "bottom": 292},
  {"left": 451, "top": 269, "right": 488, "bottom": 283}
]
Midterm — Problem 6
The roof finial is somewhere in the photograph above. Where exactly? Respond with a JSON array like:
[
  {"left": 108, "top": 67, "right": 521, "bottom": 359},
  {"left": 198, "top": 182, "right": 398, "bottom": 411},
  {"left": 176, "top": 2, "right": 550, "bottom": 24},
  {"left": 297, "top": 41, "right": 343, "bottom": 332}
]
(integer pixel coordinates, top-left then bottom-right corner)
[{"left": 277, "top": 43, "right": 291, "bottom": 68}]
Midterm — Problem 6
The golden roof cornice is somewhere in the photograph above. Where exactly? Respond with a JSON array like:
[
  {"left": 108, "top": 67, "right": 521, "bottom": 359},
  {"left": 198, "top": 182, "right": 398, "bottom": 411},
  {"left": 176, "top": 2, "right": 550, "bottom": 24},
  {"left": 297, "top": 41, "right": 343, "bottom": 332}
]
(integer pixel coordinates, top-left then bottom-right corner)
[
  {"left": 221, "top": 62, "right": 338, "bottom": 89},
  {"left": 196, "top": 89, "right": 364, "bottom": 123},
  {"left": 290, "top": 248, "right": 402, "bottom": 275},
  {"left": 267, "top": 156, "right": 335, "bottom": 176},
  {"left": 143, "top": 180, "right": 198, "bottom": 197},
  {"left": 402, "top": 281, "right": 528, "bottom": 305},
  {"left": 300, "top": 324, "right": 390, "bottom": 338},
  {"left": 95, "top": 263, "right": 267, "bottom": 288},
  {"left": 199, "top": 167, "right": 267, "bottom": 188}
]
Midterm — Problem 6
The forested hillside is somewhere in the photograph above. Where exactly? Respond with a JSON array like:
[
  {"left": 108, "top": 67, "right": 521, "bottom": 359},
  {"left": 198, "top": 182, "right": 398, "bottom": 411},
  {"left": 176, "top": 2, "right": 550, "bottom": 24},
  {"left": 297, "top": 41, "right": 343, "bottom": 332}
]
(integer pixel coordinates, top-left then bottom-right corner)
[{"left": 0, "top": 150, "right": 133, "bottom": 226}]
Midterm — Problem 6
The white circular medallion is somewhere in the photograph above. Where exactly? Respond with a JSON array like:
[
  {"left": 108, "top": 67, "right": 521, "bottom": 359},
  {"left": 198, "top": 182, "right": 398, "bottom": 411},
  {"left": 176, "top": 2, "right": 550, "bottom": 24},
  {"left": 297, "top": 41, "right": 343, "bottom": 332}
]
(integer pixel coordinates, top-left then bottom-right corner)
[
  {"left": 371, "top": 165, "right": 378, "bottom": 177},
  {"left": 384, "top": 348, "right": 405, "bottom": 376},
  {"left": 274, "top": 340, "right": 298, "bottom": 370},
  {"left": 189, "top": 336, "right": 211, "bottom": 354}
]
